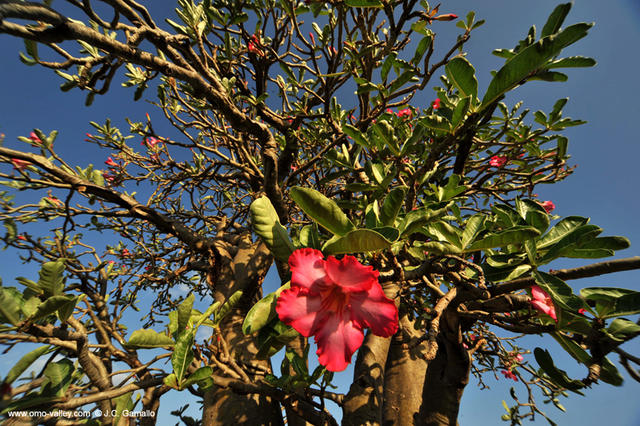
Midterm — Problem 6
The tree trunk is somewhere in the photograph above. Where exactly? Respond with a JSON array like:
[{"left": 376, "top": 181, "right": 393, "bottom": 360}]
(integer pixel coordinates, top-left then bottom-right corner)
[
  {"left": 202, "top": 235, "right": 284, "bottom": 425},
  {"left": 382, "top": 315, "right": 429, "bottom": 426},
  {"left": 417, "top": 311, "right": 471, "bottom": 426}
]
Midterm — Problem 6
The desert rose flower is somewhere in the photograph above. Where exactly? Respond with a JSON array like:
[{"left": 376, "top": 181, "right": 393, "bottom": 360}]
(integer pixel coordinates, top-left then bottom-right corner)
[
  {"left": 489, "top": 155, "right": 507, "bottom": 167},
  {"left": 540, "top": 200, "right": 555, "bottom": 213},
  {"left": 432, "top": 98, "right": 441, "bottom": 110},
  {"left": 105, "top": 157, "right": 119, "bottom": 167},
  {"left": 433, "top": 13, "right": 458, "bottom": 21},
  {"left": 397, "top": 108, "right": 412, "bottom": 119},
  {"left": 29, "top": 132, "right": 42, "bottom": 145},
  {"left": 11, "top": 159, "right": 31, "bottom": 170},
  {"left": 276, "top": 248, "right": 398, "bottom": 372},
  {"left": 530, "top": 285, "right": 557, "bottom": 321}
]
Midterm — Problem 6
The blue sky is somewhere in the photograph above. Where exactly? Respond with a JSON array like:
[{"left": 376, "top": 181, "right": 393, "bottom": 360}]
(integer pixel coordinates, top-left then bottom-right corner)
[{"left": 1, "top": 1, "right": 639, "bottom": 424}]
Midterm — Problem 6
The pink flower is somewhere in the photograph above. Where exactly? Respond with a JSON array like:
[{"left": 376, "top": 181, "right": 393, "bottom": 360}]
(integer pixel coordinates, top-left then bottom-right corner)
[
  {"left": 515, "top": 353, "right": 524, "bottom": 363},
  {"left": 276, "top": 248, "right": 398, "bottom": 372},
  {"left": 17, "top": 235, "right": 26, "bottom": 241},
  {"left": 385, "top": 108, "right": 394, "bottom": 114},
  {"left": 578, "top": 308, "right": 587, "bottom": 315},
  {"left": 397, "top": 108, "right": 412, "bottom": 119},
  {"left": 530, "top": 285, "right": 557, "bottom": 321},
  {"left": 540, "top": 200, "right": 555, "bottom": 213},
  {"left": 105, "top": 157, "right": 119, "bottom": 167},
  {"left": 47, "top": 196, "right": 61, "bottom": 206},
  {"left": 432, "top": 98, "right": 441, "bottom": 110},
  {"left": 501, "top": 370, "right": 518, "bottom": 381},
  {"left": 11, "top": 159, "right": 31, "bottom": 170},
  {"left": 142, "top": 137, "right": 160, "bottom": 148},
  {"left": 433, "top": 13, "right": 458, "bottom": 21},
  {"left": 489, "top": 155, "right": 507, "bottom": 167},
  {"left": 29, "top": 132, "right": 42, "bottom": 145}
]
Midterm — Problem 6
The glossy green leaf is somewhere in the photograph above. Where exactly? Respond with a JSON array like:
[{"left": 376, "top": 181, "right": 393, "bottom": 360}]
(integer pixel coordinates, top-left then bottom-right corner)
[
  {"left": 299, "top": 224, "right": 321, "bottom": 249},
  {"left": 538, "top": 224, "right": 602, "bottom": 264},
  {"left": 600, "top": 357, "right": 624, "bottom": 386},
  {"left": 111, "top": 392, "right": 135, "bottom": 426},
  {"left": 214, "top": 290, "right": 243, "bottom": 325},
  {"left": 127, "top": 329, "right": 175, "bottom": 348},
  {"left": 38, "top": 260, "right": 65, "bottom": 296},
  {"left": 516, "top": 198, "right": 550, "bottom": 234},
  {"left": 163, "top": 373, "right": 179, "bottom": 389},
  {"left": 533, "top": 271, "right": 585, "bottom": 313},
  {"left": 172, "top": 329, "right": 195, "bottom": 384},
  {"left": 537, "top": 216, "right": 589, "bottom": 249},
  {"left": 418, "top": 115, "right": 452, "bottom": 133},
  {"left": 0, "top": 287, "right": 22, "bottom": 325},
  {"left": 465, "top": 226, "right": 540, "bottom": 251},
  {"left": 534, "top": 348, "right": 584, "bottom": 392},
  {"left": 4, "top": 345, "right": 51, "bottom": 384},
  {"left": 451, "top": 96, "right": 472, "bottom": 128},
  {"left": 343, "top": 124, "right": 370, "bottom": 148},
  {"left": 461, "top": 214, "right": 487, "bottom": 248},
  {"left": 29, "top": 295, "right": 72, "bottom": 321},
  {"left": 546, "top": 56, "right": 596, "bottom": 69},
  {"left": 323, "top": 229, "right": 392, "bottom": 255},
  {"left": 400, "top": 202, "right": 452, "bottom": 237},
  {"left": 481, "top": 22, "right": 593, "bottom": 109},
  {"left": 541, "top": 3, "right": 572, "bottom": 38},
  {"left": 445, "top": 57, "right": 478, "bottom": 100},
  {"left": 177, "top": 293, "right": 195, "bottom": 340},
  {"left": 412, "top": 35, "right": 432, "bottom": 65},
  {"left": 250, "top": 196, "right": 295, "bottom": 262},
  {"left": 420, "top": 241, "right": 463, "bottom": 256},
  {"left": 181, "top": 366, "right": 214, "bottom": 390},
  {"left": 242, "top": 282, "right": 290, "bottom": 335},
  {"left": 606, "top": 318, "right": 640, "bottom": 342},
  {"left": 290, "top": 187, "right": 355, "bottom": 236},
  {"left": 42, "top": 359, "right": 74, "bottom": 397},
  {"left": 380, "top": 187, "right": 406, "bottom": 226},
  {"left": 194, "top": 301, "right": 221, "bottom": 328},
  {"left": 427, "top": 222, "right": 462, "bottom": 248}
]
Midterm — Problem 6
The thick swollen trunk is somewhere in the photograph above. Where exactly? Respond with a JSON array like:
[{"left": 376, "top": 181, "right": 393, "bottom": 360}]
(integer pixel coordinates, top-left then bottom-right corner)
[
  {"left": 202, "top": 235, "right": 283, "bottom": 425},
  {"left": 417, "top": 312, "right": 471, "bottom": 426},
  {"left": 382, "top": 316, "right": 429, "bottom": 426}
]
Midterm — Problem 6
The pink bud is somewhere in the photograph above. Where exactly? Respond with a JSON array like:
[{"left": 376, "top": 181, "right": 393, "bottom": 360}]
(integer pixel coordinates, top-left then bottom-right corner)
[
  {"left": 11, "top": 159, "right": 31, "bottom": 170},
  {"left": 29, "top": 132, "right": 42, "bottom": 145},
  {"left": 432, "top": 98, "right": 441, "bottom": 110},
  {"left": 105, "top": 157, "right": 119, "bottom": 167},
  {"left": 434, "top": 13, "right": 458, "bottom": 21},
  {"left": 540, "top": 200, "right": 555, "bottom": 213}
]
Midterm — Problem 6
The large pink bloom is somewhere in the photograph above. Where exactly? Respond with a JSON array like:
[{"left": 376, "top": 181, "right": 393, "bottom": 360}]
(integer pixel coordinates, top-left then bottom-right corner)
[
  {"left": 530, "top": 285, "right": 557, "bottom": 321},
  {"left": 276, "top": 248, "right": 398, "bottom": 372}
]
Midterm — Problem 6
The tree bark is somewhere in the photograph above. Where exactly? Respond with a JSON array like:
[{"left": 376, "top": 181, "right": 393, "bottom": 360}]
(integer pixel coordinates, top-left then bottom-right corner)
[
  {"left": 417, "top": 311, "right": 471, "bottom": 426},
  {"left": 202, "top": 235, "right": 284, "bottom": 425}
]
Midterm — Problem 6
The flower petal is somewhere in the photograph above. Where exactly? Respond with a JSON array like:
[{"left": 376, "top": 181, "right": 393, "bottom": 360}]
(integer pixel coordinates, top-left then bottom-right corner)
[
  {"left": 531, "top": 300, "right": 557, "bottom": 320},
  {"left": 324, "top": 255, "right": 377, "bottom": 292},
  {"left": 349, "top": 283, "right": 398, "bottom": 337},
  {"left": 314, "top": 314, "right": 364, "bottom": 372},
  {"left": 530, "top": 285, "right": 547, "bottom": 302},
  {"left": 276, "top": 287, "right": 324, "bottom": 337},
  {"left": 289, "top": 248, "right": 327, "bottom": 291}
]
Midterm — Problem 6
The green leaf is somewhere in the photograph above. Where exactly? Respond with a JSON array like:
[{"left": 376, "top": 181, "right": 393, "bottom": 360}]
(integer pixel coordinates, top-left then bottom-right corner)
[
  {"left": 541, "top": 3, "right": 572, "bottom": 38},
  {"left": 581, "top": 287, "right": 640, "bottom": 318},
  {"left": 537, "top": 224, "right": 602, "bottom": 265},
  {"left": 127, "top": 329, "right": 175, "bottom": 348},
  {"left": 600, "top": 357, "right": 623, "bottom": 386},
  {"left": 551, "top": 333, "right": 592, "bottom": 365},
  {"left": 299, "top": 224, "right": 321, "bottom": 249},
  {"left": 537, "top": 216, "right": 589, "bottom": 249},
  {"left": 343, "top": 124, "right": 370, "bottom": 148},
  {"left": 465, "top": 226, "right": 540, "bottom": 251},
  {"left": 38, "top": 260, "right": 65, "bottom": 296},
  {"left": 214, "top": 290, "right": 243, "bottom": 325},
  {"left": 399, "top": 202, "right": 452, "bottom": 237},
  {"left": 418, "top": 115, "right": 452, "bottom": 133},
  {"left": 606, "top": 318, "right": 640, "bottom": 342},
  {"left": 344, "top": 0, "right": 383, "bottom": 7},
  {"left": 426, "top": 222, "right": 462, "bottom": 249},
  {"left": 516, "top": 199, "right": 550, "bottom": 234},
  {"left": 420, "top": 241, "right": 463, "bottom": 255},
  {"left": 546, "top": 56, "right": 596, "bottom": 69},
  {"left": 4, "top": 345, "right": 51, "bottom": 384},
  {"left": 163, "top": 373, "right": 179, "bottom": 389},
  {"left": 481, "top": 22, "right": 593, "bottom": 109},
  {"left": 323, "top": 229, "right": 393, "bottom": 255},
  {"left": 534, "top": 348, "right": 584, "bottom": 392},
  {"left": 177, "top": 293, "right": 195, "bottom": 340},
  {"left": 111, "top": 392, "right": 135, "bottom": 426},
  {"left": 172, "top": 329, "right": 195, "bottom": 384},
  {"left": 42, "top": 359, "right": 74, "bottom": 397},
  {"left": 451, "top": 96, "right": 472, "bottom": 128},
  {"left": 243, "top": 283, "right": 292, "bottom": 335},
  {"left": 461, "top": 214, "right": 486, "bottom": 248},
  {"left": 445, "top": 57, "right": 478, "bottom": 100},
  {"left": 0, "top": 287, "right": 23, "bottom": 325},
  {"left": 181, "top": 366, "right": 214, "bottom": 390},
  {"left": 194, "top": 301, "right": 221, "bottom": 329},
  {"left": 380, "top": 187, "right": 406, "bottom": 226},
  {"left": 250, "top": 196, "right": 295, "bottom": 262},
  {"left": 290, "top": 187, "right": 355, "bottom": 236},
  {"left": 412, "top": 35, "right": 432, "bottom": 65}
]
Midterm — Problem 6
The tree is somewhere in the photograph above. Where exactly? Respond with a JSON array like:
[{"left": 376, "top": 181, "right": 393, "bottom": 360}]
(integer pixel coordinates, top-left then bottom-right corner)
[{"left": 0, "top": 0, "right": 638, "bottom": 424}]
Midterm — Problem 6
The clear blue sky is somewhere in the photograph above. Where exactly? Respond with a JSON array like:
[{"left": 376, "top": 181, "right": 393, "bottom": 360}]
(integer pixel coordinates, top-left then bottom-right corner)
[{"left": 1, "top": 1, "right": 639, "bottom": 424}]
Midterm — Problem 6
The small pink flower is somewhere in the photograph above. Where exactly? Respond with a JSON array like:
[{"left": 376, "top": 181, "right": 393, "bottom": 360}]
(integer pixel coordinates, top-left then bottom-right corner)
[
  {"left": 29, "top": 132, "right": 42, "bottom": 145},
  {"left": 515, "top": 353, "right": 524, "bottom": 363},
  {"left": 501, "top": 370, "right": 518, "bottom": 381},
  {"left": 17, "top": 235, "right": 26, "bottom": 241},
  {"left": 530, "top": 285, "right": 557, "bottom": 321},
  {"left": 290, "top": 165, "right": 298, "bottom": 172},
  {"left": 397, "top": 108, "right": 412, "bottom": 119},
  {"left": 11, "top": 159, "right": 31, "bottom": 170},
  {"left": 432, "top": 98, "right": 441, "bottom": 110},
  {"left": 540, "top": 200, "right": 555, "bottom": 213},
  {"left": 47, "top": 196, "right": 61, "bottom": 206},
  {"left": 121, "top": 249, "right": 131, "bottom": 257},
  {"left": 578, "top": 308, "right": 587, "bottom": 315},
  {"left": 434, "top": 13, "right": 458, "bottom": 21},
  {"left": 276, "top": 248, "right": 398, "bottom": 372},
  {"left": 105, "top": 157, "right": 119, "bottom": 167},
  {"left": 142, "top": 137, "right": 160, "bottom": 148},
  {"left": 489, "top": 155, "right": 507, "bottom": 168},
  {"left": 385, "top": 108, "right": 394, "bottom": 114},
  {"left": 309, "top": 32, "right": 315, "bottom": 46}
]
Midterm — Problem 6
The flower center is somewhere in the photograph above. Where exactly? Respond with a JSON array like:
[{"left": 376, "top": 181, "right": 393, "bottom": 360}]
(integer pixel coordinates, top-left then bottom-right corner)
[{"left": 321, "top": 287, "right": 350, "bottom": 314}]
